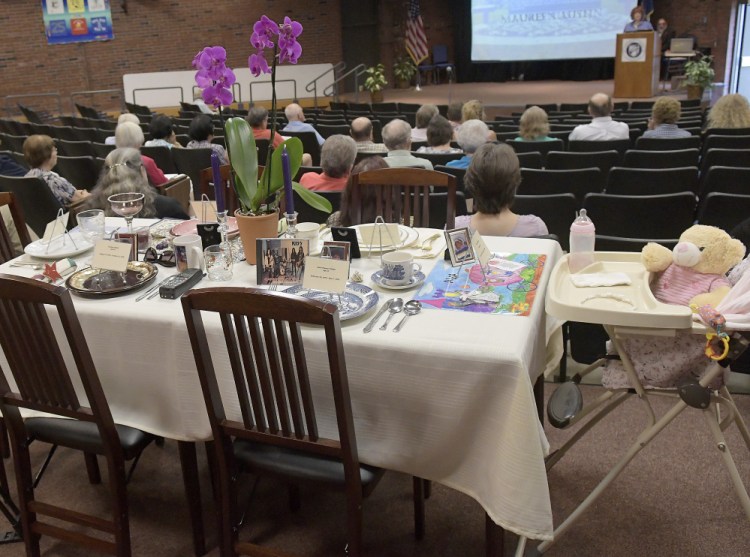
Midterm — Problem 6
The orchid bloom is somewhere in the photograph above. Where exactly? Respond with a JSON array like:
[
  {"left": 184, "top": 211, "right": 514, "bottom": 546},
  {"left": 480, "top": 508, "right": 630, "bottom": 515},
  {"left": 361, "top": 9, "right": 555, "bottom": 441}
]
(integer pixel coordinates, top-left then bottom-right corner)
[
  {"left": 193, "top": 45, "right": 236, "bottom": 108},
  {"left": 248, "top": 15, "right": 303, "bottom": 75}
]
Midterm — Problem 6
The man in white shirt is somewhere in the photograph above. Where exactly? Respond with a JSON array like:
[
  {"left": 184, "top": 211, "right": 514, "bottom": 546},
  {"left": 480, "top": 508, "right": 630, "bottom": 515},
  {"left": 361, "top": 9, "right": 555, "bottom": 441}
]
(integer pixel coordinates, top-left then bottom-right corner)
[
  {"left": 382, "top": 119, "right": 433, "bottom": 170},
  {"left": 282, "top": 103, "right": 325, "bottom": 146},
  {"left": 568, "top": 93, "right": 629, "bottom": 141}
]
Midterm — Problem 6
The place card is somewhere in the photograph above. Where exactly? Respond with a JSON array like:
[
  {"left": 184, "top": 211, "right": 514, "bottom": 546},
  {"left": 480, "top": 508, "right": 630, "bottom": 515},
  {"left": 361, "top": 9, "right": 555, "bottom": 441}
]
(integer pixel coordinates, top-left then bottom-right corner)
[
  {"left": 42, "top": 212, "right": 70, "bottom": 242},
  {"left": 90, "top": 239, "right": 131, "bottom": 273},
  {"left": 190, "top": 200, "right": 217, "bottom": 222},
  {"left": 359, "top": 223, "right": 400, "bottom": 247},
  {"left": 302, "top": 256, "right": 349, "bottom": 294},
  {"left": 471, "top": 231, "right": 492, "bottom": 268}
]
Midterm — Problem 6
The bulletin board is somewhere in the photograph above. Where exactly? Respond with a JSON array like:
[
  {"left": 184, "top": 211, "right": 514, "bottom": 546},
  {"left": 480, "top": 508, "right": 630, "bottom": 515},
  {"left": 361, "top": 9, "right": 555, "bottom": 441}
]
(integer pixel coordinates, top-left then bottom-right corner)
[{"left": 42, "top": 0, "right": 114, "bottom": 45}]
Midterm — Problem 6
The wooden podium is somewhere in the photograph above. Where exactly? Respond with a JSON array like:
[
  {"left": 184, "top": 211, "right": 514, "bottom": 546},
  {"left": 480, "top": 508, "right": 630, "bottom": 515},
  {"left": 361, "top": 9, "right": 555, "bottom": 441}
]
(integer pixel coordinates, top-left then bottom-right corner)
[{"left": 614, "top": 32, "right": 660, "bottom": 98}]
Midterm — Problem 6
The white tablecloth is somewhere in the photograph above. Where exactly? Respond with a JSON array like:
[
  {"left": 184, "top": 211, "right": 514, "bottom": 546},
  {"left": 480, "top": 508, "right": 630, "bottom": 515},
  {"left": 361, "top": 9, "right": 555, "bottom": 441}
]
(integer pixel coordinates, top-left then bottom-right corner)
[{"left": 1, "top": 223, "right": 562, "bottom": 540}]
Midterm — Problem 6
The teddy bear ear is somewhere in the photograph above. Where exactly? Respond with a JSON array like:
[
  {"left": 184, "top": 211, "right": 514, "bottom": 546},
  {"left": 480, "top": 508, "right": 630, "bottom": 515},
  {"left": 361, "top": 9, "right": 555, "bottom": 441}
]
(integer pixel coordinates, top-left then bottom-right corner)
[{"left": 729, "top": 238, "right": 747, "bottom": 264}]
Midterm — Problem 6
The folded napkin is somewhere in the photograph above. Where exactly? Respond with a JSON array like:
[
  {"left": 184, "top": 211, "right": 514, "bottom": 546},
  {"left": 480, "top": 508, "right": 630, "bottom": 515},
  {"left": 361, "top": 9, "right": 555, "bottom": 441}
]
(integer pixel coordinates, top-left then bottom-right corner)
[
  {"left": 402, "top": 233, "right": 447, "bottom": 259},
  {"left": 33, "top": 257, "right": 77, "bottom": 284},
  {"left": 569, "top": 272, "right": 631, "bottom": 288}
]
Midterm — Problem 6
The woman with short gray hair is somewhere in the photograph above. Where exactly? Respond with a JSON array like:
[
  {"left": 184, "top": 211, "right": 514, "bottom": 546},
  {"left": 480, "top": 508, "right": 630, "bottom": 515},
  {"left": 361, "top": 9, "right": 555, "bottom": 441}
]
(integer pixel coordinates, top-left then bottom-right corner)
[
  {"left": 114, "top": 121, "right": 168, "bottom": 186},
  {"left": 446, "top": 120, "right": 492, "bottom": 169},
  {"left": 299, "top": 135, "right": 357, "bottom": 192}
]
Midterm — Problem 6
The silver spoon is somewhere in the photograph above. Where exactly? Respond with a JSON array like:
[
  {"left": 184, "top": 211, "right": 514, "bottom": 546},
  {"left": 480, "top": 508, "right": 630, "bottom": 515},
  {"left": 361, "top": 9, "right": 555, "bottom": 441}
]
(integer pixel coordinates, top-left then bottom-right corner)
[
  {"left": 393, "top": 300, "right": 422, "bottom": 333},
  {"left": 379, "top": 297, "right": 403, "bottom": 331}
]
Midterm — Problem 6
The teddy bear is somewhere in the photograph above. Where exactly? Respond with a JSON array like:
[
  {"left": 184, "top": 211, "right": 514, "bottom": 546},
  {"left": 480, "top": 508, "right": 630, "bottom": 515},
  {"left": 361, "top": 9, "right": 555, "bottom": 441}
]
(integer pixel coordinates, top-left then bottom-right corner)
[{"left": 641, "top": 224, "right": 746, "bottom": 309}]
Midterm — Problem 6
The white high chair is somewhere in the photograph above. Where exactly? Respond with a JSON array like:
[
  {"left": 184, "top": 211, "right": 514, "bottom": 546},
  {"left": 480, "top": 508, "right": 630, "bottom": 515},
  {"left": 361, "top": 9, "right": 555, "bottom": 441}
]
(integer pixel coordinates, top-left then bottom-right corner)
[{"left": 517, "top": 252, "right": 750, "bottom": 556}]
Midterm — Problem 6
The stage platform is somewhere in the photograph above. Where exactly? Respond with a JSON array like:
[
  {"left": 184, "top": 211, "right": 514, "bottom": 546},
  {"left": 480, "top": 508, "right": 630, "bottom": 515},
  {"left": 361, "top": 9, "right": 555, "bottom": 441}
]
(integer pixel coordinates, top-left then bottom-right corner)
[{"left": 338, "top": 79, "right": 706, "bottom": 119}]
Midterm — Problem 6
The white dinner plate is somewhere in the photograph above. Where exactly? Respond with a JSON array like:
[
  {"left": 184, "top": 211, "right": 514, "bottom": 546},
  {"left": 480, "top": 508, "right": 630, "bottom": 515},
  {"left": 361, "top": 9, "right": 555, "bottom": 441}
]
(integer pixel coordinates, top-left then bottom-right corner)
[
  {"left": 371, "top": 270, "right": 426, "bottom": 291},
  {"left": 282, "top": 282, "right": 379, "bottom": 321},
  {"left": 24, "top": 231, "right": 94, "bottom": 259},
  {"left": 320, "top": 224, "right": 419, "bottom": 253}
]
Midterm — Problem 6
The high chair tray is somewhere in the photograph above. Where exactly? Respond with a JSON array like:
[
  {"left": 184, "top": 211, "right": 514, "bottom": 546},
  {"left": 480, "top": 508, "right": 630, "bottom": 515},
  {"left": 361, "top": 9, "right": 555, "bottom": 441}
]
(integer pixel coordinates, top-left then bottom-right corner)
[{"left": 546, "top": 252, "right": 693, "bottom": 329}]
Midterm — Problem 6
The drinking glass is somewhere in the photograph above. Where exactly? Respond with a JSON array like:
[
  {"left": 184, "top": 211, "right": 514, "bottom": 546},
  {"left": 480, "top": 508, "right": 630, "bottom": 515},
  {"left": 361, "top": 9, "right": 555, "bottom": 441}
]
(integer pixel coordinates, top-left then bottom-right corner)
[
  {"left": 204, "top": 244, "right": 233, "bottom": 281},
  {"left": 76, "top": 209, "right": 106, "bottom": 243},
  {"left": 108, "top": 193, "right": 145, "bottom": 236}
]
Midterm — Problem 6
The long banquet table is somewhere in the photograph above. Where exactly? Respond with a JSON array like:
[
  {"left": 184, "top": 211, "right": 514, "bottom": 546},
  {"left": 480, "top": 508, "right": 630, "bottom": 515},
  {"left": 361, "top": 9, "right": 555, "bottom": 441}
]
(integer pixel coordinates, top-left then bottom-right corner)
[{"left": 0, "top": 221, "right": 563, "bottom": 548}]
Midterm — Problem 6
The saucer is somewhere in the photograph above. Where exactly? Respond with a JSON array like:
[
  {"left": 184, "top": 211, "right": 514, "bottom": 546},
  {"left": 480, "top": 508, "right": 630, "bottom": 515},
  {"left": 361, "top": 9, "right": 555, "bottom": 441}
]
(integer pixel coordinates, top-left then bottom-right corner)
[{"left": 371, "top": 270, "right": 426, "bottom": 290}]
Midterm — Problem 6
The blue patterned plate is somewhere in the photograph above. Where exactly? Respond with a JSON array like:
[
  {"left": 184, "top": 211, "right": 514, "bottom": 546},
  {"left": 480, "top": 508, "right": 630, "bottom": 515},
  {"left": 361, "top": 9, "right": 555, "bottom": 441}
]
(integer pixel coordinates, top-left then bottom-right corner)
[{"left": 282, "top": 282, "right": 379, "bottom": 321}]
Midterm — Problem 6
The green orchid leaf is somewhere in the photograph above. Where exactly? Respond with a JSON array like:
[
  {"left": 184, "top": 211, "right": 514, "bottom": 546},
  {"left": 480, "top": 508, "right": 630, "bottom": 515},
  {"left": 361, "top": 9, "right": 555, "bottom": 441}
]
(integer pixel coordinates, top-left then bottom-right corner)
[
  {"left": 291, "top": 182, "right": 333, "bottom": 213},
  {"left": 254, "top": 137, "right": 304, "bottom": 210},
  {"left": 224, "top": 117, "right": 258, "bottom": 212}
]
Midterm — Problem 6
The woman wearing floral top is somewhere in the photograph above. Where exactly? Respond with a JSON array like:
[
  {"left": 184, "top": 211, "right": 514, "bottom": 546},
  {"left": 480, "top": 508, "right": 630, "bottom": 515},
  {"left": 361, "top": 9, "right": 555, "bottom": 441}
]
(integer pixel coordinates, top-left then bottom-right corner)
[
  {"left": 186, "top": 114, "right": 229, "bottom": 164},
  {"left": 23, "top": 134, "right": 90, "bottom": 206}
]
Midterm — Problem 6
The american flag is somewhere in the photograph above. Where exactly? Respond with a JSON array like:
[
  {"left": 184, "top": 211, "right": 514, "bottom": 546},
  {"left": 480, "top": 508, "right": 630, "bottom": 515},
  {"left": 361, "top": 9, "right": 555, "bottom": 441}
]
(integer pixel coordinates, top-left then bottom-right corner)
[
  {"left": 406, "top": 0, "right": 429, "bottom": 65},
  {"left": 641, "top": 0, "right": 654, "bottom": 19}
]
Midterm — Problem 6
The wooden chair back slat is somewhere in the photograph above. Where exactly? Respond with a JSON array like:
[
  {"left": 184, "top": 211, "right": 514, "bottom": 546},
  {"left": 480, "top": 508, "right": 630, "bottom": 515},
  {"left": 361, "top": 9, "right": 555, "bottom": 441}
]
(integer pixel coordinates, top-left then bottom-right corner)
[
  {"left": 288, "top": 321, "right": 318, "bottom": 441},
  {"left": 274, "top": 320, "right": 305, "bottom": 437},
  {"left": 219, "top": 313, "right": 256, "bottom": 430},
  {"left": 261, "top": 317, "right": 292, "bottom": 436},
  {"left": 245, "top": 314, "right": 280, "bottom": 434}
]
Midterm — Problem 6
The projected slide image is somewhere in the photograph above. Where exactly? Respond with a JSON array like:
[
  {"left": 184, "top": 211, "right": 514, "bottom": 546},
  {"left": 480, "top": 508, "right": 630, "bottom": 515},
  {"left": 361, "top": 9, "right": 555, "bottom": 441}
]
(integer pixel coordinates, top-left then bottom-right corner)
[{"left": 472, "top": 0, "right": 634, "bottom": 62}]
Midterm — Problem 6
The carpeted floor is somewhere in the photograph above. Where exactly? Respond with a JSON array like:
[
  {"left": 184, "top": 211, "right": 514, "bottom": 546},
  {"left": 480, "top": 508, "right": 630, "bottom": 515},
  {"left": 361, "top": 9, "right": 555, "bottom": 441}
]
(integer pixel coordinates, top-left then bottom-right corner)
[{"left": 1, "top": 382, "right": 749, "bottom": 556}]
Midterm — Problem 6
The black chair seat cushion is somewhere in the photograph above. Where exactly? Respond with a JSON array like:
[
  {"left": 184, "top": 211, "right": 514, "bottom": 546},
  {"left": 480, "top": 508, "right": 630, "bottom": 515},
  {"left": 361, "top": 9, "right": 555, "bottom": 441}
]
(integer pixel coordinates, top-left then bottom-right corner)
[
  {"left": 26, "top": 418, "right": 154, "bottom": 460},
  {"left": 234, "top": 439, "right": 384, "bottom": 489}
]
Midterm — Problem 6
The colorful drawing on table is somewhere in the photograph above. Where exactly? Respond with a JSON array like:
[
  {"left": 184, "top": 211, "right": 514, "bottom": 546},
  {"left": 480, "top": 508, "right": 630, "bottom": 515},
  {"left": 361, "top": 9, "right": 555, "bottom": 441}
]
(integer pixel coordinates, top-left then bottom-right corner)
[
  {"left": 413, "top": 253, "right": 547, "bottom": 315},
  {"left": 256, "top": 238, "right": 310, "bottom": 286}
]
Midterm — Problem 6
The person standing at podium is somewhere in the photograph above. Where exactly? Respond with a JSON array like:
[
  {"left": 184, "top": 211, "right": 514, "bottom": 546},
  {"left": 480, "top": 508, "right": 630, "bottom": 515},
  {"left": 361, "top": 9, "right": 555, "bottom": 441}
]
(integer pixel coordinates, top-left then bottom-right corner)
[{"left": 623, "top": 6, "right": 653, "bottom": 33}]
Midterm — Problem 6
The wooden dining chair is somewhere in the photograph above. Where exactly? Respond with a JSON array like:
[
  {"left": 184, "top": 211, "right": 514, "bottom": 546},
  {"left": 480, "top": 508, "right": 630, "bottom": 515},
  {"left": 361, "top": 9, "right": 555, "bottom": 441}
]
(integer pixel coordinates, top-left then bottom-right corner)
[
  {"left": 0, "top": 191, "right": 32, "bottom": 263},
  {"left": 182, "top": 287, "right": 425, "bottom": 557},
  {"left": 351, "top": 167, "right": 457, "bottom": 229},
  {"left": 0, "top": 275, "right": 155, "bottom": 557},
  {"left": 198, "top": 164, "right": 240, "bottom": 215},
  {"left": 0, "top": 175, "right": 64, "bottom": 238}
]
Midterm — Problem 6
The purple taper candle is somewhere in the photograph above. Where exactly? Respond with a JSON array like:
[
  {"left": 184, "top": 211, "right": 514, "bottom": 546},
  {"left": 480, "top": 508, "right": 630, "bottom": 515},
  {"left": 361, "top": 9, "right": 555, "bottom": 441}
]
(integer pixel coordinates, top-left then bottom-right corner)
[
  {"left": 281, "top": 145, "right": 294, "bottom": 214},
  {"left": 211, "top": 152, "right": 225, "bottom": 213}
]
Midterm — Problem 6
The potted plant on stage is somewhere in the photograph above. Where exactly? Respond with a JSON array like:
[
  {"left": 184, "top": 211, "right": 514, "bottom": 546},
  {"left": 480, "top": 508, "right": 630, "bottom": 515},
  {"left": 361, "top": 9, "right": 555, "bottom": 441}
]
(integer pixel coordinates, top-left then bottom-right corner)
[
  {"left": 193, "top": 16, "right": 331, "bottom": 265},
  {"left": 683, "top": 53, "right": 715, "bottom": 101},
  {"left": 393, "top": 56, "right": 417, "bottom": 89},
  {"left": 364, "top": 63, "right": 388, "bottom": 103}
]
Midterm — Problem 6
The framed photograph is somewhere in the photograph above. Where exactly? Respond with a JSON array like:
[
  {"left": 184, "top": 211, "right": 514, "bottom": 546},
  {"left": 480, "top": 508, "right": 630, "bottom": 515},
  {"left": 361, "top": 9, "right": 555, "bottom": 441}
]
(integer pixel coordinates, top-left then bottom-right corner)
[
  {"left": 444, "top": 227, "right": 475, "bottom": 266},
  {"left": 330, "top": 226, "right": 361, "bottom": 258},
  {"left": 321, "top": 240, "right": 351, "bottom": 262},
  {"left": 256, "top": 238, "right": 310, "bottom": 286}
]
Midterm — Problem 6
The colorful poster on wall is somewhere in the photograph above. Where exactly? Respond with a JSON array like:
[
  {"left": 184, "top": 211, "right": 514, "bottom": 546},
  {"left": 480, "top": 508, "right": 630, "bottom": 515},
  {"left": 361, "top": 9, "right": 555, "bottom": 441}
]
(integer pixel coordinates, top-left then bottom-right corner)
[{"left": 42, "top": 0, "right": 114, "bottom": 45}]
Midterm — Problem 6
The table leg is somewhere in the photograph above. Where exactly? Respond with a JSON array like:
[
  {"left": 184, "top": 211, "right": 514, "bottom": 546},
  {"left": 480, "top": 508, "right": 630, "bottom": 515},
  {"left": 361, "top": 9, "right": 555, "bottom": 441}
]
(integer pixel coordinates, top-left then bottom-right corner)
[
  {"left": 534, "top": 374, "right": 545, "bottom": 426},
  {"left": 485, "top": 512, "right": 504, "bottom": 557},
  {"left": 178, "top": 441, "right": 206, "bottom": 557}
]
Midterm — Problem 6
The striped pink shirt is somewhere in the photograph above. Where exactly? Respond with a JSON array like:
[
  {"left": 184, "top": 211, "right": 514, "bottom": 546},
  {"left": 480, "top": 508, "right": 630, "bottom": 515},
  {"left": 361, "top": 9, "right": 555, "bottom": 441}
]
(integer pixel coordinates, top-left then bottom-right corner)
[{"left": 651, "top": 265, "right": 731, "bottom": 306}]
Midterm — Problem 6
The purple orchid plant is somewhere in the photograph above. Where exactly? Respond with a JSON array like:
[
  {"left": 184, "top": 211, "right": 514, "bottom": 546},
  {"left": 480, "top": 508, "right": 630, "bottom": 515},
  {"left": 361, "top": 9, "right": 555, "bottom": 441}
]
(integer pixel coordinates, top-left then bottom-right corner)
[{"left": 192, "top": 16, "right": 330, "bottom": 216}]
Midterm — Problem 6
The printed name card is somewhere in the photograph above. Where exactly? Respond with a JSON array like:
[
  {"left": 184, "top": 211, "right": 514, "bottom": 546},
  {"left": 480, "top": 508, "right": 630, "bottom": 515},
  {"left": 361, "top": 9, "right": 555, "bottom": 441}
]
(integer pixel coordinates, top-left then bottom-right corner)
[
  {"left": 302, "top": 256, "right": 350, "bottom": 293},
  {"left": 90, "top": 240, "right": 131, "bottom": 272},
  {"left": 471, "top": 231, "right": 492, "bottom": 268},
  {"left": 189, "top": 200, "right": 218, "bottom": 222},
  {"left": 358, "top": 223, "right": 400, "bottom": 247},
  {"left": 42, "top": 212, "right": 70, "bottom": 242}
]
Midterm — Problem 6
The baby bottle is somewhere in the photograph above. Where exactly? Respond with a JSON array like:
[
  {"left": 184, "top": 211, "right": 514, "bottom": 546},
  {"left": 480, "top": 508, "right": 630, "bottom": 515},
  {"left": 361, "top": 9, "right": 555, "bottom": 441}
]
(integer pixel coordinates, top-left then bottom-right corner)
[{"left": 568, "top": 209, "right": 596, "bottom": 273}]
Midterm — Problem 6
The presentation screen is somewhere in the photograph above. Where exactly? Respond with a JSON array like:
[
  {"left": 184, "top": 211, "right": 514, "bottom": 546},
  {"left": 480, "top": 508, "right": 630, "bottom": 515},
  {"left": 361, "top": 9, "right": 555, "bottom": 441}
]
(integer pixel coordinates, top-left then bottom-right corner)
[{"left": 471, "top": 1, "right": 637, "bottom": 62}]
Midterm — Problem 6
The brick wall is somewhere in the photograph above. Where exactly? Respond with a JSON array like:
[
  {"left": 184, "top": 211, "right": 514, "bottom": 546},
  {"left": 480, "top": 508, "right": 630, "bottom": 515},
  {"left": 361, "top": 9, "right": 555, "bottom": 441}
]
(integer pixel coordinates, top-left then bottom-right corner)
[
  {"left": 654, "top": 0, "right": 734, "bottom": 83},
  {"left": 0, "top": 1, "right": 342, "bottom": 114}
]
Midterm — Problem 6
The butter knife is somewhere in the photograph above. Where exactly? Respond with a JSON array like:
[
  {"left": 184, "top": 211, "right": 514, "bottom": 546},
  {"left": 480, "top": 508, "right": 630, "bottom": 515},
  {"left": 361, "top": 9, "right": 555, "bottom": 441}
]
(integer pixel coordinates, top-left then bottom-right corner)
[{"left": 363, "top": 299, "right": 392, "bottom": 333}]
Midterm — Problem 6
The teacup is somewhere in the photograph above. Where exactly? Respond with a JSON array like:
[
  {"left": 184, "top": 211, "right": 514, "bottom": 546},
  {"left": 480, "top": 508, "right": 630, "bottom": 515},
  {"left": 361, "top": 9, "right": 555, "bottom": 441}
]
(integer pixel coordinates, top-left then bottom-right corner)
[
  {"left": 381, "top": 251, "right": 421, "bottom": 286},
  {"left": 174, "top": 234, "right": 204, "bottom": 272},
  {"left": 295, "top": 222, "right": 320, "bottom": 253}
]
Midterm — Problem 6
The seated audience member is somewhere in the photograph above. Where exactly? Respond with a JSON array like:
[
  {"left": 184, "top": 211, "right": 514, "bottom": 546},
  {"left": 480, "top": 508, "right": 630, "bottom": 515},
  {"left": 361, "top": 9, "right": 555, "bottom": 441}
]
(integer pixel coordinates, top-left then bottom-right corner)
[
  {"left": 115, "top": 121, "right": 169, "bottom": 187},
  {"left": 706, "top": 94, "right": 750, "bottom": 129},
  {"left": 247, "top": 106, "right": 285, "bottom": 149},
  {"left": 642, "top": 97, "right": 691, "bottom": 138},
  {"left": 83, "top": 148, "right": 188, "bottom": 220},
  {"left": 105, "top": 113, "right": 140, "bottom": 145},
  {"left": 416, "top": 115, "right": 462, "bottom": 153},
  {"left": 411, "top": 104, "right": 439, "bottom": 142},
  {"left": 350, "top": 117, "right": 387, "bottom": 153},
  {"left": 186, "top": 114, "right": 229, "bottom": 164},
  {"left": 0, "top": 154, "right": 25, "bottom": 177},
  {"left": 447, "top": 101, "right": 463, "bottom": 131},
  {"left": 327, "top": 156, "right": 389, "bottom": 227},
  {"left": 461, "top": 99, "right": 486, "bottom": 122},
  {"left": 192, "top": 93, "right": 217, "bottom": 114},
  {"left": 568, "top": 93, "right": 629, "bottom": 141},
  {"left": 447, "top": 120, "right": 492, "bottom": 169},
  {"left": 382, "top": 119, "right": 433, "bottom": 170},
  {"left": 455, "top": 143, "right": 548, "bottom": 237},
  {"left": 515, "top": 106, "right": 555, "bottom": 141},
  {"left": 22, "top": 134, "right": 90, "bottom": 206},
  {"left": 300, "top": 135, "right": 357, "bottom": 192},
  {"left": 144, "top": 114, "right": 182, "bottom": 149},
  {"left": 623, "top": 6, "right": 653, "bottom": 32},
  {"left": 283, "top": 103, "right": 325, "bottom": 146}
]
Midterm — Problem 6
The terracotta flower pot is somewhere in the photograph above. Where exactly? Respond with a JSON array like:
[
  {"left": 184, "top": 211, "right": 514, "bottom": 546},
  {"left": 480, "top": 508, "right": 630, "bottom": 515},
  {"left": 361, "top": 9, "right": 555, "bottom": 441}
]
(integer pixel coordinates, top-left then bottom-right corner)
[
  {"left": 686, "top": 85, "right": 704, "bottom": 101},
  {"left": 234, "top": 208, "right": 279, "bottom": 265}
]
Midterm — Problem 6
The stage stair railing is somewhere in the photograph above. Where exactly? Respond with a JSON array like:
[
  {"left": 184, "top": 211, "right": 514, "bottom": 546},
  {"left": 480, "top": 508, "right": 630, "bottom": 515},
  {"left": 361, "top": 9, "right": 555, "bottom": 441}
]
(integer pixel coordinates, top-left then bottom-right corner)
[{"left": 306, "top": 61, "right": 346, "bottom": 109}]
